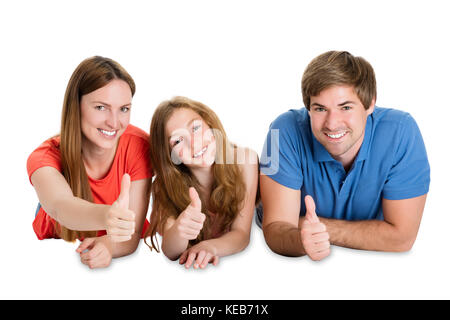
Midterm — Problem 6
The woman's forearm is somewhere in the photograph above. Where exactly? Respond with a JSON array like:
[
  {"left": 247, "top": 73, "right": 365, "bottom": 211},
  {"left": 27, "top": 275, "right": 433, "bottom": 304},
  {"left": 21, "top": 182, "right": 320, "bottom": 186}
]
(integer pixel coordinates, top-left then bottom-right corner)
[
  {"left": 108, "top": 233, "right": 140, "bottom": 258},
  {"left": 51, "top": 195, "right": 108, "bottom": 231}
]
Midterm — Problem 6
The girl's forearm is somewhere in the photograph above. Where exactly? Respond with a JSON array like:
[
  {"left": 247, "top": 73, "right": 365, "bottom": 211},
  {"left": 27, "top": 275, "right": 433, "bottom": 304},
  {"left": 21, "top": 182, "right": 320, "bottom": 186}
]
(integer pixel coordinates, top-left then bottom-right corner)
[
  {"left": 161, "top": 226, "right": 190, "bottom": 260},
  {"left": 206, "top": 229, "right": 250, "bottom": 257}
]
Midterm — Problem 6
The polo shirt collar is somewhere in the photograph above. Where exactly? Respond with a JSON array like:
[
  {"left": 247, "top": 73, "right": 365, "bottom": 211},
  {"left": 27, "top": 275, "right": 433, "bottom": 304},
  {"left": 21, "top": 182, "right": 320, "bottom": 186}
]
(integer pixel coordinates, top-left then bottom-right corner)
[{"left": 311, "top": 112, "right": 373, "bottom": 163}]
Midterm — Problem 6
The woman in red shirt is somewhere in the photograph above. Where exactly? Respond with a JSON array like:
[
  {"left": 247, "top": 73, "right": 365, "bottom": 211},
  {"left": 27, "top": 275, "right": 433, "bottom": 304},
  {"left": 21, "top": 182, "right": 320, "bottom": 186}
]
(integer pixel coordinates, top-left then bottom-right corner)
[{"left": 27, "top": 56, "right": 152, "bottom": 269}]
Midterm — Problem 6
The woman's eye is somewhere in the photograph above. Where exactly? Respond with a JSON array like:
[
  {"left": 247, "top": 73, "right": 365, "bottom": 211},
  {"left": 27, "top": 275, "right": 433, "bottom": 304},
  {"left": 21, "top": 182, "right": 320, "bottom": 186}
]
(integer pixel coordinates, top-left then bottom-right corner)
[
  {"left": 193, "top": 124, "right": 201, "bottom": 132},
  {"left": 95, "top": 105, "right": 106, "bottom": 111}
]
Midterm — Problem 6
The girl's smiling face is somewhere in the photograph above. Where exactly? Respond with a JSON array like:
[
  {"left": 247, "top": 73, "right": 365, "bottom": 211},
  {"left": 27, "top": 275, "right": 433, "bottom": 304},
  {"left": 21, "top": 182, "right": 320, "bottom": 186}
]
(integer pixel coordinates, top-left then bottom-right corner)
[{"left": 166, "top": 107, "right": 216, "bottom": 169}]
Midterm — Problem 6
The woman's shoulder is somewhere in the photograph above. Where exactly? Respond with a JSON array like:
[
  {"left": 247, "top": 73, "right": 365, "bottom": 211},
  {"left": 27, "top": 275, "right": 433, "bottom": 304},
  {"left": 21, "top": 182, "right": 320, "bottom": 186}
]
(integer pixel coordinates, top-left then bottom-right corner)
[
  {"left": 121, "top": 124, "right": 149, "bottom": 142},
  {"left": 119, "top": 124, "right": 150, "bottom": 152},
  {"left": 27, "top": 136, "right": 62, "bottom": 183},
  {"left": 28, "top": 136, "right": 61, "bottom": 162}
]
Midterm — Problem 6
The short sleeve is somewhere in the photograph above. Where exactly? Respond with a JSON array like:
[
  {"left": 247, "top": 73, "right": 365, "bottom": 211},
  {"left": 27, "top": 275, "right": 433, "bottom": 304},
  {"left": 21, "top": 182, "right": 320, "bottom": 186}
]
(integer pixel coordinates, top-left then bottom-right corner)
[
  {"left": 260, "top": 111, "right": 303, "bottom": 190},
  {"left": 383, "top": 114, "right": 430, "bottom": 200},
  {"left": 27, "top": 138, "right": 62, "bottom": 185},
  {"left": 125, "top": 136, "right": 153, "bottom": 182}
]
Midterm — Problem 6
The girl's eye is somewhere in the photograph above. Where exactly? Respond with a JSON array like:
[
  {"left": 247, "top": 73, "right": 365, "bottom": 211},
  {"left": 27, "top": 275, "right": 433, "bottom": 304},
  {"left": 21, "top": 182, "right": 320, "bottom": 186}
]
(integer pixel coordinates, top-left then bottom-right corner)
[
  {"left": 95, "top": 105, "right": 106, "bottom": 111},
  {"left": 193, "top": 124, "right": 201, "bottom": 132},
  {"left": 121, "top": 106, "right": 130, "bottom": 113},
  {"left": 172, "top": 136, "right": 183, "bottom": 147}
]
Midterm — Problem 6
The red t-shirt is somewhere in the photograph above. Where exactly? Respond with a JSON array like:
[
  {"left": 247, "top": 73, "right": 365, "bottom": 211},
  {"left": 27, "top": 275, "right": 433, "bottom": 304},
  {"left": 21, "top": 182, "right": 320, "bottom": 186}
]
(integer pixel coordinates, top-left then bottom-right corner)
[{"left": 27, "top": 124, "right": 152, "bottom": 240}]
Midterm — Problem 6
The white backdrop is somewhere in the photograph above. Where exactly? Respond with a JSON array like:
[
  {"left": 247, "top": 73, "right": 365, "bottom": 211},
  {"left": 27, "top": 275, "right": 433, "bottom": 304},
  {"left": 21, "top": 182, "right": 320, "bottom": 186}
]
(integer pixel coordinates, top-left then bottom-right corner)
[{"left": 1, "top": 0, "right": 449, "bottom": 299}]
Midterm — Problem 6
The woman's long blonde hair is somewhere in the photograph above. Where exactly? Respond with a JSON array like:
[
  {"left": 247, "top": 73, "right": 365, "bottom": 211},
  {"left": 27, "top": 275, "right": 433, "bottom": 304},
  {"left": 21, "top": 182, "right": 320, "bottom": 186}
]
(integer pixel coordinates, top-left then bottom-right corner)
[
  {"left": 145, "top": 96, "right": 246, "bottom": 251},
  {"left": 58, "top": 56, "right": 135, "bottom": 241}
]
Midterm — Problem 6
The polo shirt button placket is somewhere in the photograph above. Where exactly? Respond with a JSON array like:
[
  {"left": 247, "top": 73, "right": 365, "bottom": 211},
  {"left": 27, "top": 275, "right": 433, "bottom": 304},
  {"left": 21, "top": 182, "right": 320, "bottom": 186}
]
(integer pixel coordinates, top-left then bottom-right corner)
[{"left": 337, "top": 168, "right": 346, "bottom": 193}]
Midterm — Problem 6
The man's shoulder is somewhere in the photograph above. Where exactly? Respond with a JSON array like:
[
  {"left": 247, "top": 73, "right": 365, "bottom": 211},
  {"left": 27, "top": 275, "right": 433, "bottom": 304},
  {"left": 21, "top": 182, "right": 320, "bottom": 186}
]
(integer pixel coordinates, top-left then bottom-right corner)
[
  {"left": 370, "top": 107, "right": 422, "bottom": 155},
  {"left": 270, "top": 108, "right": 309, "bottom": 131},
  {"left": 372, "top": 107, "right": 413, "bottom": 126}
]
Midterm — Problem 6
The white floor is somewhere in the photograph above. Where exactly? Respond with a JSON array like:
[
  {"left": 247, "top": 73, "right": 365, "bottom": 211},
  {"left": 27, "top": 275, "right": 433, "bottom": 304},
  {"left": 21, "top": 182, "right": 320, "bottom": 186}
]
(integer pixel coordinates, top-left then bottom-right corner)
[{"left": 1, "top": 0, "right": 449, "bottom": 300}]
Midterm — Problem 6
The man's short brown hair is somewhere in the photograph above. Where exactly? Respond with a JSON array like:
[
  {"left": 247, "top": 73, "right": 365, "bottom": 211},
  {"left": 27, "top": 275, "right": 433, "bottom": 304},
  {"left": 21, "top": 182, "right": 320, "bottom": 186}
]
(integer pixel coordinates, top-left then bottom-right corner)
[{"left": 301, "top": 51, "right": 377, "bottom": 110}]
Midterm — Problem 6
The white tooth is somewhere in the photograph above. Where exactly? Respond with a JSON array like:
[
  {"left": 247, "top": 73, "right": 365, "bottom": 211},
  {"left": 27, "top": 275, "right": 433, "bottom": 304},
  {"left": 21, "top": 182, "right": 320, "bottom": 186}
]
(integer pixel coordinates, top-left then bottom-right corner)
[
  {"left": 194, "top": 146, "right": 207, "bottom": 158},
  {"left": 327, "top": 132, "right": 345, "bottom": 138},
  {"left": 100, "top": 129, "right": 115, "bottom": 136}
]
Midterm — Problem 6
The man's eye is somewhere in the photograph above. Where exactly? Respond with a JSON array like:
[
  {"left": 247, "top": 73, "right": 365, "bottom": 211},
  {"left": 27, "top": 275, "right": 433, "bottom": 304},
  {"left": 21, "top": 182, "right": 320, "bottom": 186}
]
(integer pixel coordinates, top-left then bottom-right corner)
[
  {"left": 314, "top": 107, "right": 326, "bottom": 112},
  {"left": 342, "top": 106, "right": 352, "bottom": 111},
  {"left": 121, "top": 106, "right": 130, "bottom": 113}
]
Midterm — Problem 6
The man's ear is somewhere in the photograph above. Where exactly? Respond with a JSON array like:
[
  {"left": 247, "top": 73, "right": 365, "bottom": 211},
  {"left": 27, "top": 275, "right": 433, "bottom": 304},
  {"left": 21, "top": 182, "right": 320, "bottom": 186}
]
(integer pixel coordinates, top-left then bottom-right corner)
[{"left": 366, "top": 98, "right": 376, "bottom": 115}]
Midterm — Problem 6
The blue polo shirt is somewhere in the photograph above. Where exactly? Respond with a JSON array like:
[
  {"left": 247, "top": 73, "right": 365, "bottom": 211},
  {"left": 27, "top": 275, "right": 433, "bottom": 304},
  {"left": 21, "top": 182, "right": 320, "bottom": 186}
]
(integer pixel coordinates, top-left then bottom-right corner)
[{"left": 259, "top": 107, "right": 430, "bottom": 222}]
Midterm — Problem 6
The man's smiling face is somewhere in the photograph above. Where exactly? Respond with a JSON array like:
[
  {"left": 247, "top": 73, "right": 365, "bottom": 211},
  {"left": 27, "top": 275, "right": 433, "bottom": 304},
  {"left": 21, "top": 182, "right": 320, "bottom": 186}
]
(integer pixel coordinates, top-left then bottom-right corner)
[{"left": 308, "top": 85, "right": 375, "bottom": 167}]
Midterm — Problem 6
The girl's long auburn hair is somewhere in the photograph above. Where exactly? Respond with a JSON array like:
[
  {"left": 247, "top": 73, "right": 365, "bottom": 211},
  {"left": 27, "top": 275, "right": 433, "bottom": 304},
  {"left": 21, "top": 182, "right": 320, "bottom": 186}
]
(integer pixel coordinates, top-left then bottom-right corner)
[
  {"left": 58, "top": 56, "right": 135, "bottom": 242},
  {"left": 145, "top": 96, "right": 246, "bottom": 251}
]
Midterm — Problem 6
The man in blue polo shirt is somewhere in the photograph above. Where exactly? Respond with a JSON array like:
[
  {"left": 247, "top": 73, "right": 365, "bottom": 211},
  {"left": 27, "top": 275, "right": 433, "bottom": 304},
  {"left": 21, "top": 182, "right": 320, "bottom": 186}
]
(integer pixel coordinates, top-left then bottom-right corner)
[{"left": 258, "top": 51, "right": 430, "bottom": 261}]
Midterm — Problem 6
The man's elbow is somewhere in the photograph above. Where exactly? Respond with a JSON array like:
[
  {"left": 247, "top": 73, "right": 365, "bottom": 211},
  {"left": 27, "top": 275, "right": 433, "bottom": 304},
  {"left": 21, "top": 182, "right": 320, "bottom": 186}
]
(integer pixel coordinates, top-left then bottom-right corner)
[
  {"left": 391, "top": 234, "right": 417, "bottom": 252},
  {"left": 262, "top": 225, "right": 278, "bottom": 253},
  {"left": 262, "top": 223, "right": 306, "bottom": 257}
]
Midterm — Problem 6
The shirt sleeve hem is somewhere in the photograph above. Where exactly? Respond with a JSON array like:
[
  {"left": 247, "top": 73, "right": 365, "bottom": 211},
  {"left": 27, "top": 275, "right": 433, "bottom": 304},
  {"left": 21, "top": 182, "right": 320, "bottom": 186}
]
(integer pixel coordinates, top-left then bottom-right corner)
[
  {"left": 383, "top": 185, "right": 429, "bottom": 200},
  {"left": 262, "top": 171, "right": 302, "bottom": 190}
]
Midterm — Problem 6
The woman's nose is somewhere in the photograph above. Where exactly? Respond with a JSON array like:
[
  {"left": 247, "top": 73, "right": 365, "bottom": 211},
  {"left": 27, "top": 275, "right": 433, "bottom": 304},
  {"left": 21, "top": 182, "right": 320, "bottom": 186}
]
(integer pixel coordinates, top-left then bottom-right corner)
[{"left": 105, "top": 110, "right": 119, "bottom": 129}]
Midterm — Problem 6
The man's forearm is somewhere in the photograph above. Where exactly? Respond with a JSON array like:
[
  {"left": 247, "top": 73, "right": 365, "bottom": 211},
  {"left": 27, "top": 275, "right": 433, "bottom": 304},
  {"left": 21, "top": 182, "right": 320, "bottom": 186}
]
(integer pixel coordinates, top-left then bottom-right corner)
[
  {"left": 320, "top": 217, "right": 414, "bottom": 252},
  {"left": 263, "top": 222, "right": 306, "bottom": 257}
]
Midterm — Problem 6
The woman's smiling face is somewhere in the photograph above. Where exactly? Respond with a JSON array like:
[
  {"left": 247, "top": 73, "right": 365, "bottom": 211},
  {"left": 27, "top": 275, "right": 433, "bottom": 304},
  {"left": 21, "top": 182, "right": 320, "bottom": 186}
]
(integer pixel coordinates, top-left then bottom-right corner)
[{"left": 80, "top": 79, "right": 132, "bottom": 151}]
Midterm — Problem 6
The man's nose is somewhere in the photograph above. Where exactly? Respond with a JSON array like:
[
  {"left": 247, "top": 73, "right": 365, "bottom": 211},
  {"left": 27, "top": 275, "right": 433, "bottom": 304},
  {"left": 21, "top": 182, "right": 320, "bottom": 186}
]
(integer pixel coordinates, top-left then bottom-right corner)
[{"left": 324, "top": 109, "right": 342, "bottom": 130}]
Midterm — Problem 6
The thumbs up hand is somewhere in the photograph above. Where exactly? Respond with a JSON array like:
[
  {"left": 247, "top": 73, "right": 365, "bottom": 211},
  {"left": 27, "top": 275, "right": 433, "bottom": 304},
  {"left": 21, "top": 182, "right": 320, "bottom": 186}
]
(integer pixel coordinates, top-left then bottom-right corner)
[
  {"left": 300, "top": 195, "right": 331, "bottom": 261},
  {"left": 105, "top": 174, "right": 136, "bottom": 242},
  {"left": 174, "top": 187, "right": 206, "bottom": 240}
]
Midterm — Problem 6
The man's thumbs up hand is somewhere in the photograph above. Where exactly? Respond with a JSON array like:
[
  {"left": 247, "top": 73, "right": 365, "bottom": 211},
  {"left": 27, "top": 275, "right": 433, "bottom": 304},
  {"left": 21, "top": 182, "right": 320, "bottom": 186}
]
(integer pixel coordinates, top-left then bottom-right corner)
[
  {"left": 305, "top": 195, "right": 320, "bottom": 224},
  {"left": 300, "top": 195, "right": 331, "bottom": 261}
]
